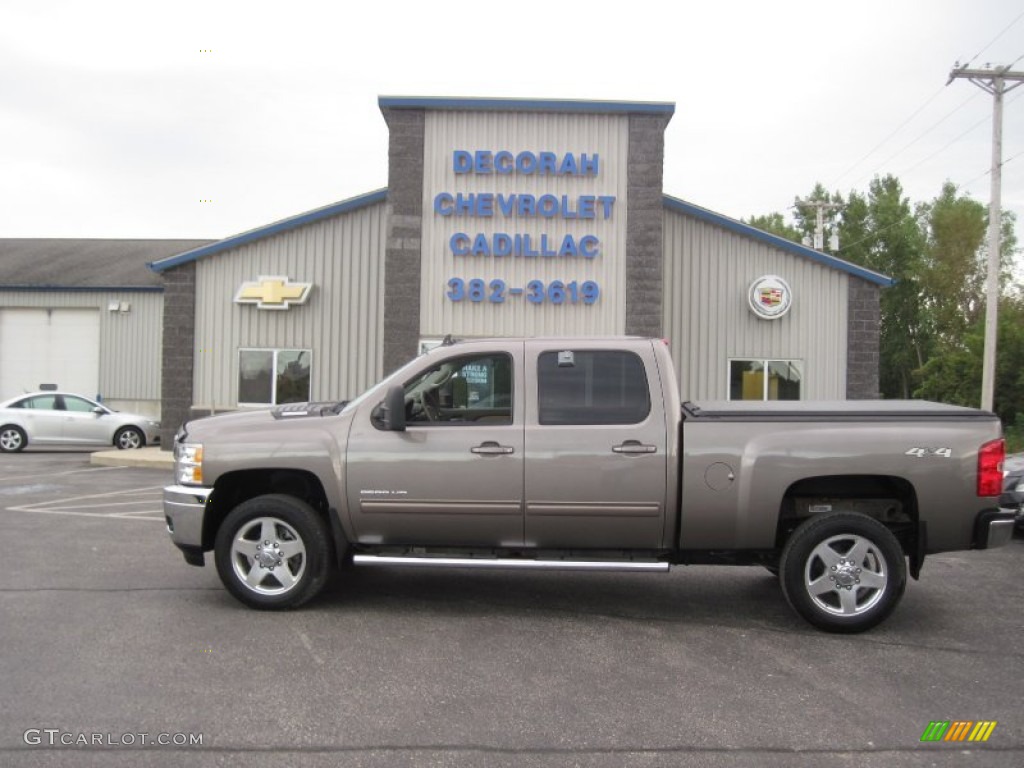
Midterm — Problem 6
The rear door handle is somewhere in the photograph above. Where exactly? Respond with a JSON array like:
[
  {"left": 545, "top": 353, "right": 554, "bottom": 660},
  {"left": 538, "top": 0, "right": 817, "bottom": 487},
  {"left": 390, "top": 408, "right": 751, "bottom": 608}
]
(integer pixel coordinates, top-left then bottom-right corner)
[
  {"left": 471, "top": 441, "right": 514, "bottom": 456},
  {"left": 612, "top": 440, "right": 657, "bottom": 455}
]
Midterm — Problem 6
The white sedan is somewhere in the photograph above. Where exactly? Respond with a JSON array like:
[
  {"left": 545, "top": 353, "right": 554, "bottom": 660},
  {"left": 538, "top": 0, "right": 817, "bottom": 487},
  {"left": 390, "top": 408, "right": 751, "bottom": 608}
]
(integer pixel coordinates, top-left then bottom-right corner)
[{"left": 0, "top": 392, "right": 160, "bottom": 452}]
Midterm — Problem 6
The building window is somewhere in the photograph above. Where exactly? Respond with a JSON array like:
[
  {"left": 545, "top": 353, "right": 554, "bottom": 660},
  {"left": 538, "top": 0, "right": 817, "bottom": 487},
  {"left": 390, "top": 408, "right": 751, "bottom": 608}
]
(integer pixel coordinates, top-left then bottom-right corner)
[
  {"left": 238, "top": 349, "right": 311, "bottom": 405},
  {"left": 538, "top": 350, "right": 650, "bottom": 425},
  {"left": 729, "top": 359, "right": 802, "bottom": 401}
]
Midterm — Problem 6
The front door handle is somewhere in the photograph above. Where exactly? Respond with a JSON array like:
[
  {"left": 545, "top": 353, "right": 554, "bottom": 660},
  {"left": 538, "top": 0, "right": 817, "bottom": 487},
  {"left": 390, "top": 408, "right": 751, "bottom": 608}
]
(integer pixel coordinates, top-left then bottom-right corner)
[
  {"left": 471, "top": 441, "right": 514, "bottom": 456},
  {"left": 612, "top": 440, "right": 657, "bottom": 455}
]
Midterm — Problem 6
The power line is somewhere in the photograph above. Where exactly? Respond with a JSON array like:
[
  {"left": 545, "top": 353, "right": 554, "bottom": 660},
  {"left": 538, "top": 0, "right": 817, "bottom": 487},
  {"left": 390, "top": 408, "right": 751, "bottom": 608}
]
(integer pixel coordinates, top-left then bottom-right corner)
[
  {"left": 959, "top": 9, "right": 1024, "bottom": 68},
  {"left": 829, "top": 86, "right": 947, "bottom": 188},
  {"left": 897, "top": 113, "right": 990, "bottom": 176},
  {"left": 897, "top": 89, "right": 1024, "bottom": 179},
  {"left": 857, "top": 92, "right": 982, "bottom": 182},
  {"left": 961, "top": 148, "right": 1024, "bottom": 190},
  {"left": 833, "top": 13, "right": 1024, "bottom": 192}
]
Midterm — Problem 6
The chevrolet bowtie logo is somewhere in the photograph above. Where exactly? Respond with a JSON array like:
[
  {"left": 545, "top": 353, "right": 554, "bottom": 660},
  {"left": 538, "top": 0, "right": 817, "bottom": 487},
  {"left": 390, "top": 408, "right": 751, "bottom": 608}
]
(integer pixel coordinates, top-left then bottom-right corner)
[{"left": 234, "top": 276, "right": 313, "bottom": 310}]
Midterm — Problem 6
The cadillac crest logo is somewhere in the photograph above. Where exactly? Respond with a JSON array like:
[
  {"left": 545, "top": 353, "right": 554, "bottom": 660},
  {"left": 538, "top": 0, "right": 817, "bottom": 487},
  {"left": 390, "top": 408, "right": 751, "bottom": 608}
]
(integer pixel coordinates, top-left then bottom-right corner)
[{"left": 748, "top": 275, "right": 792, "bottom": 320}]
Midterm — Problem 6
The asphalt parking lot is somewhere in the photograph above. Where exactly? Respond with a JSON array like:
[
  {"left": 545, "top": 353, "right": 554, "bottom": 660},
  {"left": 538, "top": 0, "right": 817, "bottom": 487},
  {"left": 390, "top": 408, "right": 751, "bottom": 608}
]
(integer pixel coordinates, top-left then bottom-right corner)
[{"left": 0, "top": 450, "right": 1021, "bottom": 767}]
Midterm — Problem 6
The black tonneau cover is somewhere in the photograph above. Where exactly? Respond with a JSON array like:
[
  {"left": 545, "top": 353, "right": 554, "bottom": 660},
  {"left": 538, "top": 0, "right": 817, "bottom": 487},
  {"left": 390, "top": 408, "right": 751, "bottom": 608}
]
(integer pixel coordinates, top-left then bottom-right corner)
[{"left": 682, "top": 400, "right": 999, "bottom": 422}]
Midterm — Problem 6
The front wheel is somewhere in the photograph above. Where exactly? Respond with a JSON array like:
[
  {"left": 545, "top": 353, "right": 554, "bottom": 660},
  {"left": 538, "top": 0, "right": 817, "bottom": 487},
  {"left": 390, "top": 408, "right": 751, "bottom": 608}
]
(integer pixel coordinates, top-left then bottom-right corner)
[
  {"left": 779, "top": 512, "right": 906, "bottom": 633},
  {"left": 0, "top": 425, "right": 27, "bottom": 452},
  {"left": 214, "top": 494, "right": 332, "bottom": 609}
]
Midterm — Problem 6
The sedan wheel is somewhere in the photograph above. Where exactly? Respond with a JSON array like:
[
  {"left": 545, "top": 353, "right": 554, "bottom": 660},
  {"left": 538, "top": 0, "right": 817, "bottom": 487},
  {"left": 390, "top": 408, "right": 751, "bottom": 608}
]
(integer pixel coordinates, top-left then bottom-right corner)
[
  {"left": 115, "top": 426, "right": 144, "bottom": 450},
  {"left": 0, "top": 426, "right": 27, "bottom": 453}
]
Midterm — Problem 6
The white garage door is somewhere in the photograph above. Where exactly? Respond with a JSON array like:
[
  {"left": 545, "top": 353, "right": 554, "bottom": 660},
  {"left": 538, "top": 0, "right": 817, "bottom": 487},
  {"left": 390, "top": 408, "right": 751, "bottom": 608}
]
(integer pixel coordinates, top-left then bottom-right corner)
[{"left": 0, "top": 308, "right": 100, "bottom": 400}]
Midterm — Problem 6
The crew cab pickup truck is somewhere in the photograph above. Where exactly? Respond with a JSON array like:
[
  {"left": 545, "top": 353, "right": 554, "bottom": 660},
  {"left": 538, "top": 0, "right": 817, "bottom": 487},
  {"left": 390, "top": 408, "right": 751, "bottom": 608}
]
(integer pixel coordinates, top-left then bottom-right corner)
[{"left": 164, "top": 337, "right": 1013, "bottom": 632}]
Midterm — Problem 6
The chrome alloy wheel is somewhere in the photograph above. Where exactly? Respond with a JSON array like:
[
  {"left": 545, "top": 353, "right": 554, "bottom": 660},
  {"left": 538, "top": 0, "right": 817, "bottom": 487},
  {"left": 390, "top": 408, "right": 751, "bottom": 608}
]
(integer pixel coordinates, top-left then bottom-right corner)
[
  {"left": 0, "top": 427, "right": 25, "bottom": 452},
  {"left": 230, "top": 516, "right": 307, "bottom": 596},
  {"left": 116, "top": 427, "right": 143, "bottom": 450},
  {"left": 803, "top": 534, "right": 888, "bottom": 617}
]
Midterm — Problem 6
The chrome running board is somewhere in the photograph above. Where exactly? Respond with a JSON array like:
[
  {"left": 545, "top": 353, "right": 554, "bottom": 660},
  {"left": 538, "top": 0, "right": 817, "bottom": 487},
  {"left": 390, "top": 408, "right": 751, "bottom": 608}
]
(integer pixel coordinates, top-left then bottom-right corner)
[{"left": 352, "top": 554, "right": 669, "bottom": 572}]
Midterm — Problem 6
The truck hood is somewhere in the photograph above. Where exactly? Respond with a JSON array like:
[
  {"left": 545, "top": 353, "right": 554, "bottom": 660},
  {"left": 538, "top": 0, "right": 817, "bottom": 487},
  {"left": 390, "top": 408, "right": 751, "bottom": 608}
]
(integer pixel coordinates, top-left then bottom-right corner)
[{"left": 181, "top": 402, "right": 348, "bottom": 442}]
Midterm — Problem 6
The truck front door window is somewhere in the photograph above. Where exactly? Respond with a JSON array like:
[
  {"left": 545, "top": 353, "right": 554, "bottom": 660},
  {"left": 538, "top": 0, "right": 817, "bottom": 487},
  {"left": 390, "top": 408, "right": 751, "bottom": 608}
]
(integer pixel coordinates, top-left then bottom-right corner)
[{"left": 403, "top": 353, "right": 512, "bottom": 425}]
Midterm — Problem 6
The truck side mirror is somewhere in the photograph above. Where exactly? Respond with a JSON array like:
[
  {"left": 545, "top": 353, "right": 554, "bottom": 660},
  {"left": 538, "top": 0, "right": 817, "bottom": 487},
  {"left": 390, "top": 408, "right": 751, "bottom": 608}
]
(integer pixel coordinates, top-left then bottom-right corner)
[{"left": 381, "top": 385, "right": 406, "bottom": 431}]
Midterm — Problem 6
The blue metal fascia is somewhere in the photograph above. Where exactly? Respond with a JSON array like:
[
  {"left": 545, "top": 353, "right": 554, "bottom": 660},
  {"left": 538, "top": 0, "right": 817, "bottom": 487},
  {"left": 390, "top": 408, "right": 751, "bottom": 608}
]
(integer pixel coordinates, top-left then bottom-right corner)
[
  {"left": 0, "top": 285, "right": 163, "bottom": 293},
  {"left": 378, "top": 96, "right": 676, "bottom": 117},
  {"left": 149, "top": 189, "right": 388, "bottom": 273},
  {"left": 662, "top": 195, "right": 895, "bottom": 287}
]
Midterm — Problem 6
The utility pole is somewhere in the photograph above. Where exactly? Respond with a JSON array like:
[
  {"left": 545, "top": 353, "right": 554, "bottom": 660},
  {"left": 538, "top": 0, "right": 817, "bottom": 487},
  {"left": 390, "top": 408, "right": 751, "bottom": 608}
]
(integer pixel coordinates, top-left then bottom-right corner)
[
  {"left": 796, "top": 199, "right": 843, "bottom": 251},
  {"left": 947, "top": 63, "right": 1024, "bottom": 412}
]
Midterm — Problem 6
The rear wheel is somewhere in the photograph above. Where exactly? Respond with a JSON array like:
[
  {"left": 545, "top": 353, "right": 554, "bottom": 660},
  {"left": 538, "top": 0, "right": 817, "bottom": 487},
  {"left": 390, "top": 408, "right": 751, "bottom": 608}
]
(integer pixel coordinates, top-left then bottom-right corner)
[
  {"left": 0, "top": 426, "right": 26, "bottom": 453},
  {"left": 214, "top": 494, "right": 332, "bottom": 609},
  {"left": 779, "top": 512, "right": 906, "bottom": 633},
  {"left": 115, "top": 426, "right": 144, "bottom": 450}
]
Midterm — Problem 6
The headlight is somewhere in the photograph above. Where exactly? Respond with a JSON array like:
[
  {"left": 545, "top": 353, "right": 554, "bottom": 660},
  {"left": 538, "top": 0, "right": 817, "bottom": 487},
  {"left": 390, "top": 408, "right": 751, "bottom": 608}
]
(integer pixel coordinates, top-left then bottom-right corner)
[
  {"left": 175, "top": 441, "right": 204, "bottom": 485},
  {"left": 146, "top": 420, "right": 160, "bottom": 428}
]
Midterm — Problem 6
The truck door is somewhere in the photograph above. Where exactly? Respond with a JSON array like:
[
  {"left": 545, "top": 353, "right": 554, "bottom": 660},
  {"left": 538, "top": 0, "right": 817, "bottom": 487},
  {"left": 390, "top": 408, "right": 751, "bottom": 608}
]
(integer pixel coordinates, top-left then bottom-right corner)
[
  {"left": 524, "top": 342, "right": 668, "bottom": 549},
  {"left": 344, "top": 343, "right": 525, "bottom": 547}
]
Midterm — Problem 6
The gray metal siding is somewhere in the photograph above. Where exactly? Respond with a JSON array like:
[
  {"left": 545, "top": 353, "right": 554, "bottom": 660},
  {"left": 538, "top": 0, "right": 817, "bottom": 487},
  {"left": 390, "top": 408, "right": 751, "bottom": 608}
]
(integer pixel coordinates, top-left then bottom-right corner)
[
  {"left": 0, "top": 290, "right": 163, "bottom": 400},
  {"left": 421, "top": 111, "right": 630, "bottom": 337},
  {"left": 193, "top": 202, "right": 386, "bottom": 409},
  {"left": 662, "top": 209, "right": 848, "bottom": 400}
]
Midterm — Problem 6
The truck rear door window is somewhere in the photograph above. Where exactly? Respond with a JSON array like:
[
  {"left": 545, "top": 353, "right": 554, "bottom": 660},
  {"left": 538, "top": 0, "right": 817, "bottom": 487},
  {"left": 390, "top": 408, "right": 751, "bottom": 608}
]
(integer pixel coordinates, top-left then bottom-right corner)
[{"left": 538, "top": 350, "right": 650, "bottom": 425}]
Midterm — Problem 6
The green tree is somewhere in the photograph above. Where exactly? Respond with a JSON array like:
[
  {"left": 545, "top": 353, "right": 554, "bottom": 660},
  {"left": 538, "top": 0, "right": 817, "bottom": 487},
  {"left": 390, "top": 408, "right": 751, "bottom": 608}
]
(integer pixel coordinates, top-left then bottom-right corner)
[
  {"left": 915, "top": 296, "right": 1024, "bottom": 425},
  {"left": 917, "top": 182, "right": 987, "bottom": 345},
  {"left": 743, "top": 212, "right": 801, "bottom": 243},
  {"left": 792, "top": 182, "right": 845, "bottom": 246},
  {"left": 835, "top": 176, "right": 928, "bottom": 398}
]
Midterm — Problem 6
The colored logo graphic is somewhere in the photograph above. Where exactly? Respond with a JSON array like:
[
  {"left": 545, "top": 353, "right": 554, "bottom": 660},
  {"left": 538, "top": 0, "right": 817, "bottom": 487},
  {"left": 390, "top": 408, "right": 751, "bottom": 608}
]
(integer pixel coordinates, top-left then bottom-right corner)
[
  {"left": 920, "top": 721, "right": 997, "bottom": 742},
  {"left": 759, "top": 287, "right": 783, "bottom": 307},
  {"left": 234, "top": 276, "right": 313, "bottom": 310},
  {"left": 747, "top": 275, "right": 792, "bottom": 320}
]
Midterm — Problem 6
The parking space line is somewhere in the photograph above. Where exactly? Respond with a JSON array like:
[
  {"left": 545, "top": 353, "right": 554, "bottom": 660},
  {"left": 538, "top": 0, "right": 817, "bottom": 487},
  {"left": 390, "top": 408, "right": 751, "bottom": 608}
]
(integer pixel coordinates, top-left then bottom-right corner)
[
  {"left": 11, "top": 485, "right": 165, "bottom": 510},
  {"left": 22, "top": 499, "right": 163, "bottom": 512},
  {"left": 0, "top": 466, "right": 127, "bottom": 483},
  {"left": 7, "top": 485, "right": 167, "bottom": 522}
]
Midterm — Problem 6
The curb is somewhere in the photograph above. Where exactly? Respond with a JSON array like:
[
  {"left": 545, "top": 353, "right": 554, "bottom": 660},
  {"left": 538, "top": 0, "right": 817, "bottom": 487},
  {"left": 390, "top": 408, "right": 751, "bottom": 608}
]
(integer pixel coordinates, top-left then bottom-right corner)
[{"left": 90, "top": 446, "right": 174, "bottom": 470}]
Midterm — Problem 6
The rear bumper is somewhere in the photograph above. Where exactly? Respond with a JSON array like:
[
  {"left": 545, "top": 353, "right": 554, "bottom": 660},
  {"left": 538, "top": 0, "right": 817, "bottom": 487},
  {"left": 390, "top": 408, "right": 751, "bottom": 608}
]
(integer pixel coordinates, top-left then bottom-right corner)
[
  {"left": 164, "top": 484, "right": 212, "bottom": 565},
  {"left": 973, "top": 508, "right": 1016, "bottom": 549}
]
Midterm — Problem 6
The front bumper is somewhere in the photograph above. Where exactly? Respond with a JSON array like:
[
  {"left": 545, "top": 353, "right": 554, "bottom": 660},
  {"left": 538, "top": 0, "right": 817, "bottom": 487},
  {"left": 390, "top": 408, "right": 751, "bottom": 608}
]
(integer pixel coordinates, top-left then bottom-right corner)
[
  {"left": 164, "top": 484, "right": 212, "bottom": 565},
  {"left": 973, "top": 508, "right": 1016, "bottom": 549}
]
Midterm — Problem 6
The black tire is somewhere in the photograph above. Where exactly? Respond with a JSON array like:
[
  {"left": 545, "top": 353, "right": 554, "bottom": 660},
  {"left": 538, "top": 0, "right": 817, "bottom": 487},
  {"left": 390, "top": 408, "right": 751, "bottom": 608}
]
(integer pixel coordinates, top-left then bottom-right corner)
[
  {"left": 0, "top": 425, "right": 27, "bottom": 453},
  {"left": 779, "top": 512, "right": 906, "bottom": 633},
  {"left": 114, "top": 426, "right": 145, "bottom": 450},
  {"left": 214, "top": 494, "right": 332, "bottom": 610}
]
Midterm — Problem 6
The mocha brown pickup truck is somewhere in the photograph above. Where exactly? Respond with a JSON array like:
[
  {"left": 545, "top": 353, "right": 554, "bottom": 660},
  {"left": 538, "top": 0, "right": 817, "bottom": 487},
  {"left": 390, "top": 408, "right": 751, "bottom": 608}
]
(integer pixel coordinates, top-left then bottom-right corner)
[{"left": 164, "top": 337, "right": 1012, "bottom": 632}]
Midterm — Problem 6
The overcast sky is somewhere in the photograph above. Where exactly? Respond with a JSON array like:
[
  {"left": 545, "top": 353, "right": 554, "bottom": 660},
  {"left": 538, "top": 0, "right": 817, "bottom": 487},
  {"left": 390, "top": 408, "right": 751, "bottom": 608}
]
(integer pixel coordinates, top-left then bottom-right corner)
[{"left": 2, "top": 0, "right": 1022, "bottom": 268}]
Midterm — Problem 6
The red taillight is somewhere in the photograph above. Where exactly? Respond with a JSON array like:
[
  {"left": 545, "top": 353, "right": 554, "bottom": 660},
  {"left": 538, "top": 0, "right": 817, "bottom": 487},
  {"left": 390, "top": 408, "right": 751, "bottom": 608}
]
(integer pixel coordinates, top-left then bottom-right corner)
[{"left": 977, "top": 438, "right": 1005, "bottom": 497}]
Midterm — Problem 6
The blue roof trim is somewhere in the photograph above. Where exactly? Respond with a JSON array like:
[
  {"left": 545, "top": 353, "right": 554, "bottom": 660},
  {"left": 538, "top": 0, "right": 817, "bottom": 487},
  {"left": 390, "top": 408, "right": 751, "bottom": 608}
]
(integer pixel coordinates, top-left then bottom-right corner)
[
  {"left": 379, "top": 96, "right": 675, "bottom": 117},
  {"left": 149, "top": 189, "right": 388, "bottom": 272},
  {"left": 662, "top": 195, "right": 895, "bottom": 287},
  {"left": 0, "top": 285, "right": 163, "bottom": 293}
]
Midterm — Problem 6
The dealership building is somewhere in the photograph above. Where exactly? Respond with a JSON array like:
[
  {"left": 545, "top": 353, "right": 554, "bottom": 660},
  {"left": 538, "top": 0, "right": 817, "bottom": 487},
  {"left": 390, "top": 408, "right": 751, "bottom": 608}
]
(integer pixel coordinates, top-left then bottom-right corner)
[{"left": 0, "top": 97, "right": 893, "bottom": 447}]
